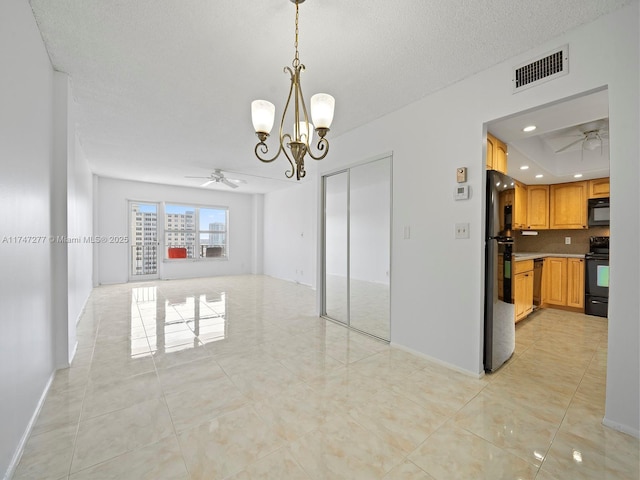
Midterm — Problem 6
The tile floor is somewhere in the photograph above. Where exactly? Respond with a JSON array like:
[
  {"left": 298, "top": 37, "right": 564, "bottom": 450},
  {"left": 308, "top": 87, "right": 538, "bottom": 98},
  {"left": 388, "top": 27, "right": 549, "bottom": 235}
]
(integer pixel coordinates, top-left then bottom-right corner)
[{"left": 13, "top": 275, "right": 639, "bottom": 479}]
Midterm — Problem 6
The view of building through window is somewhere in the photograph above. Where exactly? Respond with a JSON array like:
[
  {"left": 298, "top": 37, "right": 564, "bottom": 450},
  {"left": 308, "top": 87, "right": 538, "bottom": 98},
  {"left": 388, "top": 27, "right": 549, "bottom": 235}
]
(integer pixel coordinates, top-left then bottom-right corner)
[
  {"left": 130, "top": 203, "right": 229, "bottom": 277},
  {"left": 130, "top": 202, "right": 158, "bottom": 276},
  {"left": 165, "top": 204, "right": 228, "bottom": 260}
]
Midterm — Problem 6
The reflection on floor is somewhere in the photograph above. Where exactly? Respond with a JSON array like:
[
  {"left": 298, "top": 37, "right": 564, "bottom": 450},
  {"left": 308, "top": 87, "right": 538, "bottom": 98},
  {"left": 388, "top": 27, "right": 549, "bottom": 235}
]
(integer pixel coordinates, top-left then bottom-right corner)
[
  {"left": 325, "top": 274, "right": 390, "bottom": 340},
  {"left": 13, "top": 276, "right": 639, "bottom": 479}
]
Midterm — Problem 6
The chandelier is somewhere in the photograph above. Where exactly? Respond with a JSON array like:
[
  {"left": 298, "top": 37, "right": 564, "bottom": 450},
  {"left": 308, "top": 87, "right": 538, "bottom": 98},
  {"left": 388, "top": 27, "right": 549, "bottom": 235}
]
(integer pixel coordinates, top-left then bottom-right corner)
[{"left": 251, "top": 0, "right": 335, "bottom": 180}]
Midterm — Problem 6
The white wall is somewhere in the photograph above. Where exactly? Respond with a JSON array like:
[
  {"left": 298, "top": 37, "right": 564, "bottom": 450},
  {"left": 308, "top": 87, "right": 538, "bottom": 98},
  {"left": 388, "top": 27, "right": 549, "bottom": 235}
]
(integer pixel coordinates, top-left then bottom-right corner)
[
  {"left": 0, "top": 3, "right": 95, "bottom": 475},
  {"left": 264, "top": 5, "right": 639, "bottom": 436},
  {"left": 263, "top": 183, "right": 317, "bottom": 287},
  {"left": 96, "top": 177, "right": 259, "bottom": 284},
  {"left": 0, "top": 0, "right": 55, "bottom": 475},
  {"left": 67, "top": 129, "right": 94, "bottom": 356}
]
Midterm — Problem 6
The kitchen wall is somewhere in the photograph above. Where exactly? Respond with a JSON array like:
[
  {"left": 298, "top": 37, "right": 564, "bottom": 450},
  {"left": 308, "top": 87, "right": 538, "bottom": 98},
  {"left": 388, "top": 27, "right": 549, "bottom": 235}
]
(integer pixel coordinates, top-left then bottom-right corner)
[{"left": 515, "top": 226, "right": 609, "bottom": 254}]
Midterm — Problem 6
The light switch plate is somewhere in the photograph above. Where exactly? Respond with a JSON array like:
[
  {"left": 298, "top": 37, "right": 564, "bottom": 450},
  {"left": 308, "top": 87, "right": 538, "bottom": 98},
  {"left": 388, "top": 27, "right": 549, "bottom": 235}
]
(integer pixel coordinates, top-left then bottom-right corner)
[{"left": 456, "top": 167, "right": 467, "bottom": 183}]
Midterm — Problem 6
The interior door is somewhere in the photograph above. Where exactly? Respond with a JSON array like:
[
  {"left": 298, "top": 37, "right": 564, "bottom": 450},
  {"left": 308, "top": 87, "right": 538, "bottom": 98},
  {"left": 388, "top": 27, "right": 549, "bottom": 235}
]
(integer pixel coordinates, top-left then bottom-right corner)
[
  {"left": 349, "top": 158, "right": 391, "bottom": 340},
  {"left": 129, "top": 201, "right": 159, "bottom": 280}
]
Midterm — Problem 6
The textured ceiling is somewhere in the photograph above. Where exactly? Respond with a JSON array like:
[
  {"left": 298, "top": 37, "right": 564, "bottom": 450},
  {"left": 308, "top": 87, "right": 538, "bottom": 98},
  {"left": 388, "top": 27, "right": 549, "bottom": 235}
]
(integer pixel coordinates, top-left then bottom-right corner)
[{"left": 29, "top": 0, "right": 633, "bottom": 193}]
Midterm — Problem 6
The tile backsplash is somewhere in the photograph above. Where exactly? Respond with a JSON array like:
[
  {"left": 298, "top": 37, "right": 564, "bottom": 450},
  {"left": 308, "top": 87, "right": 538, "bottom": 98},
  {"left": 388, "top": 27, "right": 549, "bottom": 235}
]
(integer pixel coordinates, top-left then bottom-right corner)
[{"left": 514, "top": 226, "right": 609, "bottom": 254}]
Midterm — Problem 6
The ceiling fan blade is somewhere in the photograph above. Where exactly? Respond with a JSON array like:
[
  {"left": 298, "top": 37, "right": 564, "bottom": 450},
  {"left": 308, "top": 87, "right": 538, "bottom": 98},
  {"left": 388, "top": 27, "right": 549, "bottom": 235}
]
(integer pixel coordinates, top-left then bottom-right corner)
[
  {"left": 221, "top": 178, "right": 239, "bottom": 189},
  {"left": 555, "top": 137, "right": 585, "bottom": 153},
  {"left": 201, "top": 180, "right": 215, "bottom": 187},
  {"left": 185, "top": 175, "right": 211, "bottom": 179}
]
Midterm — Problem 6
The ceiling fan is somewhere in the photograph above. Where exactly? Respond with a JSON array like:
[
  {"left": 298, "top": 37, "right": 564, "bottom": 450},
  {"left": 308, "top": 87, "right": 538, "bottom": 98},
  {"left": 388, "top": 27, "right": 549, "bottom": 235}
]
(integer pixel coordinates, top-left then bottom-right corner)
[
  {"left": 554, "top": 120, "right": 609, "bottom": 154},
  {"left": 185, "top": 169, "right": 247, "bottom": 189}
]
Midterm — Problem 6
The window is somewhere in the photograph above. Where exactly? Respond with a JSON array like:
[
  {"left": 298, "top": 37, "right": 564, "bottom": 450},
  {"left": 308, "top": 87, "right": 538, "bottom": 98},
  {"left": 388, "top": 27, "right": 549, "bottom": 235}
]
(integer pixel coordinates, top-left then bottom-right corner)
[{"left": 164, "top": 204, "right": 228, "bottom": 260}]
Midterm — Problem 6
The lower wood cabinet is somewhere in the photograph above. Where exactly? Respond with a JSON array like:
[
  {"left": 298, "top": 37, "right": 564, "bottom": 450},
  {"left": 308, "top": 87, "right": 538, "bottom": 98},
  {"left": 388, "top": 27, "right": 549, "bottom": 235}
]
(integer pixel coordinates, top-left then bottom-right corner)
[
  {"left": 543, "top": 257, "right": 584, "bottom": 311},
  {"left": 567, "top": 258, "right": 585, "bottom": 309},
  {"left": 514, "top": 260, "right": 534, "bottom": 323}
]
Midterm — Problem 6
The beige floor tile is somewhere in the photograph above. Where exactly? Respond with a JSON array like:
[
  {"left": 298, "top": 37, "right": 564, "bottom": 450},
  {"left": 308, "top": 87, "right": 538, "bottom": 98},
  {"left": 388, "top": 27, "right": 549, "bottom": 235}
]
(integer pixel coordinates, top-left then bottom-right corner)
[
  {"left": 156, "top": 357, "right": 226, "bottom": 395},
  {"left": 289, "top": 412, "right": 406, "bottom": 479},
  {"left": 164, "top": 375, "right": 249, "bottom": 432},
  {"left": 15, "top": 277, "right": 635, "bottom": 480},
  {"left": 177, "top": 405, "right": 287, "bottom": 479},
  {"left": 13, "top": 424, "right": 76, "bottom": 480},
  {"left": 542, "top": 428, "right": 640, "bottom": 479},
  {"left": 68, "top": 435, "right": 188, "bottom": 480},
  {"left": 71, "top": 397, "right": 174, "bottom": 473},
  {"left": 454, "top": 393, "right": 559, "bottom": 466},
  {"left": 81, "top": 370, "right": 163, "bottom": 419},
  {"left": 409, "top": 423, "right": 539, "bottom": 480},
  {"left": 347, "top": 387, "right": 447, "bottom": 454},
  {"left": 225, "top": 446, "right": 311, "bottom": 480},
  {"left": 31, "top": 388, "right": 84, "bottom": 436},
  {"left": 252, "top": 382, "right": 337, "bottom": 442},
  {"left": 383, "top": 460, "right": 436, "bottom": 479}
]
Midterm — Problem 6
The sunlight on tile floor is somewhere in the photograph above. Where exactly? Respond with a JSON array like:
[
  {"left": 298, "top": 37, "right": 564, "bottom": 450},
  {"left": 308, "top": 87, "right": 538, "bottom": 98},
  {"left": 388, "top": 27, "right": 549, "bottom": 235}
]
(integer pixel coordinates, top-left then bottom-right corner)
[{"left": 13, "top": 275, "right": 639, "bottom": 479}]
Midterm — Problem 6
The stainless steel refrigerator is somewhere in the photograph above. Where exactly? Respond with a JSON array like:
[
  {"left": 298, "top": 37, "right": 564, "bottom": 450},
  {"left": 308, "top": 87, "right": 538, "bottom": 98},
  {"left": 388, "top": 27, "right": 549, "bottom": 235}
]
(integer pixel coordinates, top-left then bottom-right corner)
[{"left": 484, "top": 170, "right": 516, "bottom": 372}]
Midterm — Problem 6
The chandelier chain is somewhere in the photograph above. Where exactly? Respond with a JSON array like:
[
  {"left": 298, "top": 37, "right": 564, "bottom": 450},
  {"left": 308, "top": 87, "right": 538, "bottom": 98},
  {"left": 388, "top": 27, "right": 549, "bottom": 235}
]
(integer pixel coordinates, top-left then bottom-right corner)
[{"left": 293, "top": 1, "right": 300, "bottom": 67}]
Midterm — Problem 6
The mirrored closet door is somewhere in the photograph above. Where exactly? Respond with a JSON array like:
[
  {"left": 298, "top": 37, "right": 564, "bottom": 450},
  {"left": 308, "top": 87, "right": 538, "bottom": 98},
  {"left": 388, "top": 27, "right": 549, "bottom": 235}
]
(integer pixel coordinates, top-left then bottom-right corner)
[{"left": 322, "top": 156, "right": 391, "bottom": 340}]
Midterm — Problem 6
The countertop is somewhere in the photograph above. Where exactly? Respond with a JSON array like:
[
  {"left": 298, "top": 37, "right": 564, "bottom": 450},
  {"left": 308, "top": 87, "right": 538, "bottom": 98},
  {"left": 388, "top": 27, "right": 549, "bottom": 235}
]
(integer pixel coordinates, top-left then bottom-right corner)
[{"left": 513, "top": 252, "right": 586, "bottom": 261}]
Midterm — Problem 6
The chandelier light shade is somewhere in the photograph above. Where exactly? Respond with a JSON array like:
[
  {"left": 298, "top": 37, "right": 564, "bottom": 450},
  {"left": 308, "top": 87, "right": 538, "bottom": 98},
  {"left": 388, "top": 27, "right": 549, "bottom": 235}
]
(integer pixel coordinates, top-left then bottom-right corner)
[
  {"left": 251, "top": 100, "right": 276, "bottom": 135},
  {"left": 251, "top": 0, "right": 335, "bottom": 180}
]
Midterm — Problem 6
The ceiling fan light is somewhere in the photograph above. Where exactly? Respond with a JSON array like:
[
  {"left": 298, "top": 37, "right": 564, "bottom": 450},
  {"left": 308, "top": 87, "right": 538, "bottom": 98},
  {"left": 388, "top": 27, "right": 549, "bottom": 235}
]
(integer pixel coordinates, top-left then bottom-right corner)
[
  {"left": 251, "top": 100, "right": 275, "bottom": 134},
  {"left": 584, "top": 135, "right": 601, "bottom": 151},
  {"left": 310, "top": 93, "right": 335, "bottom": 129}
]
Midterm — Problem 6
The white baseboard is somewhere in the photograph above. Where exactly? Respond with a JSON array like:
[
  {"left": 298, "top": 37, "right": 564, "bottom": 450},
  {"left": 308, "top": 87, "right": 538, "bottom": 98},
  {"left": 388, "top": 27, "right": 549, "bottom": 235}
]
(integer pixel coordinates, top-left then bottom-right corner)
[
  {"left": 602, "top": 416, "right": 640, "bottom": 439},
  {"left": 390, "top": 342, "right": 485, "bottom": 379},
  {"left": 3, "top": 371, "right": 55, "bottom": 480}
]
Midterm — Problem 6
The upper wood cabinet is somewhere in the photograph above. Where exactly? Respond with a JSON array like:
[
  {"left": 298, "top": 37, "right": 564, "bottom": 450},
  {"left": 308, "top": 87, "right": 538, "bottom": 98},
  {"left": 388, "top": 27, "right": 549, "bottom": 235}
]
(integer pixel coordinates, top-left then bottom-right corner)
[
  {"left": 588, "top": 177, "right": 610, "bottom": 198},
  {"left": 513, "top": 181, "right": 528, "bottom": 230},
  {"left": 487, "top": 133, "right": 508, "bottom": 174},
  {"left": 526, "top": 185, "right": 549, "bottom": 230},
  {"left": 549, "top": 181, "right": 588, "bottom": 229}
]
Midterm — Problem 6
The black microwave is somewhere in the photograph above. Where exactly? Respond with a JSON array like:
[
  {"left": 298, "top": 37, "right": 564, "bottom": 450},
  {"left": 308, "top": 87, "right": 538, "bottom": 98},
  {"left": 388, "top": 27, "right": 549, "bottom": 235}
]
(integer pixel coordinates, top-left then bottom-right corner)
[{"left": 588, "top": 198, "right": 610, "bottom": 227}]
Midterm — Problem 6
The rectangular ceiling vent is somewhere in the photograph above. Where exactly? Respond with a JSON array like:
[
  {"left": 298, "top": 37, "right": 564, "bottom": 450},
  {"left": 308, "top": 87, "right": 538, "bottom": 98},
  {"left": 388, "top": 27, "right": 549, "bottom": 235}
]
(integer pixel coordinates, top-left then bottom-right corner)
[{"left": 513, "top": 45, "right": 569, "bottom": 93}]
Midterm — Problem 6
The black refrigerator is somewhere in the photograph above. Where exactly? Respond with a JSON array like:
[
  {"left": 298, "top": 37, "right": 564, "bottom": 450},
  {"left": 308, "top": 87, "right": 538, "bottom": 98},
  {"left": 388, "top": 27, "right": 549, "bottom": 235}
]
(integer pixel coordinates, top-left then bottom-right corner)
[{"left": 484, "top": 170, "right": 516, "bottom": 372}]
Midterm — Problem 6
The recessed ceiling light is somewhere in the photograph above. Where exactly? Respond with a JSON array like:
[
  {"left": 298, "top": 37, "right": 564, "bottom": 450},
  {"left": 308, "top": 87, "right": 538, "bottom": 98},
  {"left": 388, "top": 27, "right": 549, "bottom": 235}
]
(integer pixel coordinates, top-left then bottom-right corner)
[
  {"left": 520, "top": 165, "right": 529, "bottom": 170},
  {"left": 574, "top": 173, "right": 583, "bottom": 178},
  {"left": 523, "top": 125, "right": 537, "bottom": 132},
  {"left": 535, "top": 174, "right": 544, "bottom": 178}
]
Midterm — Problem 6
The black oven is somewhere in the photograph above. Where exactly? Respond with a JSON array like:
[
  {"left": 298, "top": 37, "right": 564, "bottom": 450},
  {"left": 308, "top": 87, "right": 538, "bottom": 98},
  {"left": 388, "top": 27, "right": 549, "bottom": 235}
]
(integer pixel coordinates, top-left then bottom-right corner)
[
  {"left": 585, "top": 236, "right": 609, "bottom": 317},
  {"left": 588, "top": 198, "right": 610, "bottom": 227}
]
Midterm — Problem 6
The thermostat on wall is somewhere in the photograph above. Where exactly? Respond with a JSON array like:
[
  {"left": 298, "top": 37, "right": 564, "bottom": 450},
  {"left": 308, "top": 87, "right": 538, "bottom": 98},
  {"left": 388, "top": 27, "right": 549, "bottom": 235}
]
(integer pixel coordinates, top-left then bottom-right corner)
[{"left": 454, "top": 184, "right": 469, "bottom": 200}]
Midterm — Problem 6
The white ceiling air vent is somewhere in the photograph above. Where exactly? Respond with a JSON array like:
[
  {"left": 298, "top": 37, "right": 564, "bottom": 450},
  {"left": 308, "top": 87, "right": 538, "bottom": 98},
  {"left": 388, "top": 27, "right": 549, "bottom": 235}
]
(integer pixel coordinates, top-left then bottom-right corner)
[{"left": 513, "top": 45, "right": 569, "bottom": 93}]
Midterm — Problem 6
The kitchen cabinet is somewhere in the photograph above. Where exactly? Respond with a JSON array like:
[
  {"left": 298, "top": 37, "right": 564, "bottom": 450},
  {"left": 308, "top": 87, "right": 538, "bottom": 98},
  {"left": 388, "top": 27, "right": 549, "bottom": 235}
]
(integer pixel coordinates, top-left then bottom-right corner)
[
  {"left": 513, "top": 259, "right": 534, "bottom": 322},
  {"left": 543, "top": 257, "right": 567, "bottom": 306},
  {"left": 526, "top": 184, "right": 549, "bottom": 230},
  {"left": 588, "top": 177, "right": 610, "bottom": 199},
  {"left": 542, "top": 257, "right": 585, "bottom": 311},
  {"left": 549, "top": 181, "right": 587, "bottom": 229},
  {"left": 567, "top": 258, "right": 585, "bottom": 309},
  {"left": 487, "top": 133, "right": 508, "bottom": 174},
  {"left": 513, "top": 181, "right": 528, "bottom": 230}
]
